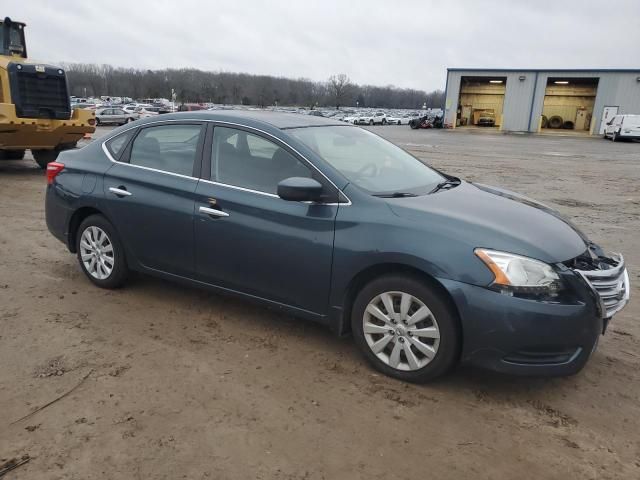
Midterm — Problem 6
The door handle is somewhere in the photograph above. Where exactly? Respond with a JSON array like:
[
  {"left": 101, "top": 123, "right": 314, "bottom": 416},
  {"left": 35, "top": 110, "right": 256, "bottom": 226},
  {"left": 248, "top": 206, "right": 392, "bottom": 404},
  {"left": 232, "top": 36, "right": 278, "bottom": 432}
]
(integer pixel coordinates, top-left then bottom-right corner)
[
  {"left": 199, "top": 206, "right": 229, "bottom": 218},
  {"left": 109, "top": 186, "right": 132, "bottom": 197}
]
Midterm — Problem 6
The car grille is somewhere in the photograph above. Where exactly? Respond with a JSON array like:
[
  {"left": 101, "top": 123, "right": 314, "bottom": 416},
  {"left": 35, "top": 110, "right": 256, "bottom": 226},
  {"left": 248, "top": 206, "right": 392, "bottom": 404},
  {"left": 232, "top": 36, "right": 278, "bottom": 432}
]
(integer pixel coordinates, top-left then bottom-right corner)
[
  {"left": 573, "top": 253, "right": 630, "bottom": 318},
  {"left": 8, "top": 63, "right": 71, "bottom": 120}
]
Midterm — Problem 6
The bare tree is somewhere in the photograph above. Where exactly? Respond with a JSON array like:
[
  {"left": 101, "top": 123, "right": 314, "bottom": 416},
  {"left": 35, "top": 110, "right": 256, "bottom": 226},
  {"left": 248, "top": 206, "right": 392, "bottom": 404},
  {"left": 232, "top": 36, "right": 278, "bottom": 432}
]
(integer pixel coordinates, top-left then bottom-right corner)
[
  {"left": 64, "top": 63, "right": 438, "bottom": 109},
  {"left": 327, "top": 74, "right": 352, "bottom": 109}
]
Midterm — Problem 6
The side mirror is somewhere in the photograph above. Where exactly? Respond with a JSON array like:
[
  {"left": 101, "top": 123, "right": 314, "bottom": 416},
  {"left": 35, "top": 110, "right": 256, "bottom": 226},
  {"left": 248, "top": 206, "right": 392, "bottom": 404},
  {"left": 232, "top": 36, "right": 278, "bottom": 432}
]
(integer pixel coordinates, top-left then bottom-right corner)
[{"left": 277, "top": 177, "right": 324, "bottom": 202}]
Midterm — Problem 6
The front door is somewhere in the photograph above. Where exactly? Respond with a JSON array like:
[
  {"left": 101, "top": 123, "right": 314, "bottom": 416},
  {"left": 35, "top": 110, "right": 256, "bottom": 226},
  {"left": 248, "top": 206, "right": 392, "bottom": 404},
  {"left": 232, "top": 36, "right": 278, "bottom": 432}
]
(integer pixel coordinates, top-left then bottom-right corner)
[
  {"left": 599, "top": 106, "right": 619, "bottom": 134},
  {"left": 193, "top": 125, "right": 339, "bottom": 315},
  {"left": 102, "top": 122, "right": 206, "bottom": 277}
]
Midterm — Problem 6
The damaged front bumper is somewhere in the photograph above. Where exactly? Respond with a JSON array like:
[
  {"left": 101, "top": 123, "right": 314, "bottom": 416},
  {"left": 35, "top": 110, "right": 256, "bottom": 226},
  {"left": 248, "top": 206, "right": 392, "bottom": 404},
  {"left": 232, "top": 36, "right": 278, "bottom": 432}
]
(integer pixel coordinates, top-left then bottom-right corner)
[
  {"left": 442, "top": 248, "right": 630, "bottom": 376},
  {"left": 568, "top": 251, "right": 630, "bottom": 322}
]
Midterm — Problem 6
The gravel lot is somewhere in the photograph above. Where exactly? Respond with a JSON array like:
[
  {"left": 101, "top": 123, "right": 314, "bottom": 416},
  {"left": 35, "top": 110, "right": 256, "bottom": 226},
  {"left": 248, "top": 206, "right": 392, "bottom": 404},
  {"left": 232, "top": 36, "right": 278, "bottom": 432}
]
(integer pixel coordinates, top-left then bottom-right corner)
[{"left": 1, "top": 125, "right": 638, "bottom": 479}]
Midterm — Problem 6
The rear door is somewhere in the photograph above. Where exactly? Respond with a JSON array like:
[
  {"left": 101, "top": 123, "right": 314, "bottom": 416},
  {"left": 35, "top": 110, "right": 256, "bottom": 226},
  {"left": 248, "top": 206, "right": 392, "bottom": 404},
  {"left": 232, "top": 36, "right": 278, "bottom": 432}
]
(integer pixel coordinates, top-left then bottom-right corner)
[
  {"left": 600, "top": 106, "right": 619, "bottom": 134},
  {"left": 193, "top": 124, "right": 339, "bottom": 315},
  {"left": 101, "top": 122, "right": 206, "bottom": 277}
]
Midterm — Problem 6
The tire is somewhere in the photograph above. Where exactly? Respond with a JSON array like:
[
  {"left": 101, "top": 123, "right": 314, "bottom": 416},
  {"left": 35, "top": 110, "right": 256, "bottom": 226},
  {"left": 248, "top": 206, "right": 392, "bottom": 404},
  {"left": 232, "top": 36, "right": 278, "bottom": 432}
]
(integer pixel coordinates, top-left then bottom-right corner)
[
  {"left": 547, "top": 115, "right": 563, "bottom": 129},
  {"left": 351, "top": 275, "right": 460, "bottom": 383},
  {"left": 410, "top": 120, "right": 419, "bottom": 129},
  {"left": 369, "top": 119, "right": 374, "bottom": 126},
  {"left": 382, "top": 119, "right": 387, "bottom": 125},
  {"left": 95, "top": 117, "right": 101, "bottom": 126},
  {"left": 397, "top": 121, "right": 402, "bottom": 125},
  {"left": 562, "top": 121, "right": 574, "bottom": 130},
  {"left": 612, "top": 131, "right": 618, "bottom": 142},
  {"left": 126, "top": 117, "right": 134, "bottom": 123},
  {"left": 32, "top": 149, "right": 59, "bottom": 169},
  {"left": 541, "top": 115, "right": 548, "bottom": 128},
  {"left": 76, "top": 214, "right": 129, "bottom": 289}
]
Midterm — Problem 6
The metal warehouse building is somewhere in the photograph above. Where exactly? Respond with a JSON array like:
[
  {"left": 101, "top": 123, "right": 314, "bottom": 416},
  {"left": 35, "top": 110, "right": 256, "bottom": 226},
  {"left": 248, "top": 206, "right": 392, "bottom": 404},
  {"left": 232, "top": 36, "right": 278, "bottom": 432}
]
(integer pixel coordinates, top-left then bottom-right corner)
[{"left": 443, "top": 68, "right": 640, "bottom": 136}]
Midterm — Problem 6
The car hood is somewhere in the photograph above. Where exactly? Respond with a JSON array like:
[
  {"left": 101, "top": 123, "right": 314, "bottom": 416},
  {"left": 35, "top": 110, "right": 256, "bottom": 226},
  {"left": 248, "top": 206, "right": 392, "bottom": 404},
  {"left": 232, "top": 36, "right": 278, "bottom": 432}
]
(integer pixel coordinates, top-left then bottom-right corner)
[{"left": 386, "top": 181, "right": 588, "bottom": 263}]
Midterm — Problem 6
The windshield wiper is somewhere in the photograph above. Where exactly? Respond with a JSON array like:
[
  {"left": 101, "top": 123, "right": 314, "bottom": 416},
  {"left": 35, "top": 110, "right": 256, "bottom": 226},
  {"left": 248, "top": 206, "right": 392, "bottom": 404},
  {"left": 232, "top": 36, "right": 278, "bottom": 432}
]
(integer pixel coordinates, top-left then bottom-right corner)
[
  {"left": 373, "top": 192, "right": 418, "bottom": 198},
  {"left": 430, "top": 177, "right": 461, "bottom": 194}
]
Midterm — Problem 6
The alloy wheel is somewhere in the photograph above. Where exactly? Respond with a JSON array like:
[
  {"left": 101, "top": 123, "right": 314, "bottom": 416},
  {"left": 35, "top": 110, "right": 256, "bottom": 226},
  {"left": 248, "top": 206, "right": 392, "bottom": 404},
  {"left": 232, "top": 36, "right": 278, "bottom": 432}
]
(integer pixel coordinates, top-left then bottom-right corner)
[
  {"left": 362, "top": 291, "right": 441, "bottom": 371},
  {"left": 79, "top": 226, "right": 115, "bottom": 280}
]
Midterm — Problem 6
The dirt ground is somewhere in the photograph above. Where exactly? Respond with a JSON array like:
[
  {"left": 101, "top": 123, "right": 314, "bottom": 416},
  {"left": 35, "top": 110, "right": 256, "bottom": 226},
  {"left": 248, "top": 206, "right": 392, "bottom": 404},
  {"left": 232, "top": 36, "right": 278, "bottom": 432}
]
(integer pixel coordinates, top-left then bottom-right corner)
[{"left": 1, "top": 126, "right": 638, "bottom": 479}]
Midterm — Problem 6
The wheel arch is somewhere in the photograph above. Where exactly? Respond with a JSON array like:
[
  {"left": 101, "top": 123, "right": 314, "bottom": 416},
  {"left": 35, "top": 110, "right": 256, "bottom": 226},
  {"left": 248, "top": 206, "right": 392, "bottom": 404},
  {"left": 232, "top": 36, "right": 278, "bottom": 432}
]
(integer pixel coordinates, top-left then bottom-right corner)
[
  {"left": 333, "top": 263, "right": 462, "bottom": 340},
  {"left": 67, "top": 206, "right": 110, "bottom": 252}
]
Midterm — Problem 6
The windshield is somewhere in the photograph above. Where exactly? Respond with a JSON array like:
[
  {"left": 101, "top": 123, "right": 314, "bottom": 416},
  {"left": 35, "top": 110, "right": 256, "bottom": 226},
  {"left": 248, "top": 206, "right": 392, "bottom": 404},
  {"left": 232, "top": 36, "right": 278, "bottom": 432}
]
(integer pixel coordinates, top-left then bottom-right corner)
[{"left": 288, "top": 126, "right": 444, "bottom": 195}]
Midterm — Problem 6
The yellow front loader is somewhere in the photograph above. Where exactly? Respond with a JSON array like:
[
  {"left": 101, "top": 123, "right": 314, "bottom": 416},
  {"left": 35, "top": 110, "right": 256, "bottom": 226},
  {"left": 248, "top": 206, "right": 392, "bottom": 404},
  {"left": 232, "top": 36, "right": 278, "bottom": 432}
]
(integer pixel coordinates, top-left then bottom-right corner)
[{"left": 0, "top": 17, "right": 95, "bottom": 168}]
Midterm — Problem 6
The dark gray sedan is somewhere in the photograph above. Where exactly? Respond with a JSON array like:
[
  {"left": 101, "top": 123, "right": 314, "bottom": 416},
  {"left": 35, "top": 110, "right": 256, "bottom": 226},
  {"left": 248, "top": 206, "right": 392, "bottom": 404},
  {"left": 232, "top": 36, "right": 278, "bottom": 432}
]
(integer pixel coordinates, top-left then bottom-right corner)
[{"left": 45, "top": 111, "right": 630, "bottom": 382}]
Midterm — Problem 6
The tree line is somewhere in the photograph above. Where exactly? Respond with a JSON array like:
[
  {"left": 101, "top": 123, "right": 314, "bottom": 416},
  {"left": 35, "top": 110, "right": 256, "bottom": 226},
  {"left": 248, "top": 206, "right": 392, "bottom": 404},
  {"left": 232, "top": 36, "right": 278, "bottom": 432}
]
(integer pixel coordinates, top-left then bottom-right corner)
[{"left": 63, "top": 63, "right": 444, "bottom": 109}]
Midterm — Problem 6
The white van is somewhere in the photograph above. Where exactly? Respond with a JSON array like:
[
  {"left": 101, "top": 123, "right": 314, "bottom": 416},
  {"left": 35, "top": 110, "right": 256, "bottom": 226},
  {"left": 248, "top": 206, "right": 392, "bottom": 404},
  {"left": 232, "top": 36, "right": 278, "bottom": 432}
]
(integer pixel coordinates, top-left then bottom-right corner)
[{"left": 604, "top": 114, "right": 640, "bottom": 141}]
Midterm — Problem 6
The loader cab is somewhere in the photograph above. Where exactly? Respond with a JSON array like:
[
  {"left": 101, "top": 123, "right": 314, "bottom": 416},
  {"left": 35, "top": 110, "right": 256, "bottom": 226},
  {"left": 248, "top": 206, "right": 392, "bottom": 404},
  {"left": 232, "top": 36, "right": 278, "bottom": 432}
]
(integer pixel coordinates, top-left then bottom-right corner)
[{"left": 1, "top": 17, "right": 27, "bottom": 58}]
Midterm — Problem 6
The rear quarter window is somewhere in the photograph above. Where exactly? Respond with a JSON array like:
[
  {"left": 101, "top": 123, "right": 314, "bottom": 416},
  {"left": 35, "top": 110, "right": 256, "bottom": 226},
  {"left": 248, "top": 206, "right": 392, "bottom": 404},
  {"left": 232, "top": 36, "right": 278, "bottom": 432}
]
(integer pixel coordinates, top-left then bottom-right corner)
[{"left": 105, "top": 130, "right": 134, "bottom": 160}]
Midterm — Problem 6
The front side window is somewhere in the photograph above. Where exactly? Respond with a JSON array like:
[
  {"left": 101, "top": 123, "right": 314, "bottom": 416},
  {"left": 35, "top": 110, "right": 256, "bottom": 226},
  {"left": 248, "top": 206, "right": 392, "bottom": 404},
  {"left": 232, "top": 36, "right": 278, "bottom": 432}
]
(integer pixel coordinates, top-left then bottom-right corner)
[
  {"left": 212, "top": 127, "right": 311, "bottom": 194},
  {"left": 288, "top": 126, "right": 443, "bottom": 196},
  {"left": 128, "top": 124, "right": 203, "bottom": 176}
]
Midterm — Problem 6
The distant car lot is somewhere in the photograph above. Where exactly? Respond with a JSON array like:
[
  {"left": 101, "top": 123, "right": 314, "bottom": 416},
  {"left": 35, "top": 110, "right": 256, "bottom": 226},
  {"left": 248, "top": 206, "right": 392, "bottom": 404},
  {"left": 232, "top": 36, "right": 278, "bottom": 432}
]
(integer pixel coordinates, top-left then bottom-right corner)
[{"left": 0, "top": 126, "right": 638, "bottom": 479}]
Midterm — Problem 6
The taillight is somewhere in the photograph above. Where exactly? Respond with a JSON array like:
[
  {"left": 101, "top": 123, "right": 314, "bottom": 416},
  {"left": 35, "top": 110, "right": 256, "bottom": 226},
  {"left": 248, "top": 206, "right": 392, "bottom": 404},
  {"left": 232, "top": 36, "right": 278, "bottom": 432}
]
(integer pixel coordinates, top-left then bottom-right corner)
[
  {"left": 88, "top": 118, "right": 96, "bottom": 126},
  {"left": 46, "top": 162, "right": 65, "bottom": 184}
]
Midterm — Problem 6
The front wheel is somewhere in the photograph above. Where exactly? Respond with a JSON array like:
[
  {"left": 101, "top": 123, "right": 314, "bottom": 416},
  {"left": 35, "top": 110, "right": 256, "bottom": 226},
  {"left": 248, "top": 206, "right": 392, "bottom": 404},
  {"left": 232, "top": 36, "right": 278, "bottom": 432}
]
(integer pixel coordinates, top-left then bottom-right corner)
[
  {"left": 612, "top": 131, "right": 618, "bottom": 142},
  {"left": 369, "top": 119, "right": 374, "bottom": 126},
  {"left": 382, "top": 119, "right": 387, "bottom": 125},
  {"left": 32, "top": 149, "right": 59, "bottom": 169},
  {"left": 76, "top": 215, "right": 129, "bottom": 289},
  {"left": 351, "top": 275, "right": 460, "bottom": 382}
]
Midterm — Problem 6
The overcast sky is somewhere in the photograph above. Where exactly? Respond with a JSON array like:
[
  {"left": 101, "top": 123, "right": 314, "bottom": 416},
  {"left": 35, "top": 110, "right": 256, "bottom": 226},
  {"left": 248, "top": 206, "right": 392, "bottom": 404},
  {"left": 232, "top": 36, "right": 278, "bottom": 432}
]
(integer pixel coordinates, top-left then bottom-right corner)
[{"left": 5, "top": 0, "right": 640, "bottom": 91}]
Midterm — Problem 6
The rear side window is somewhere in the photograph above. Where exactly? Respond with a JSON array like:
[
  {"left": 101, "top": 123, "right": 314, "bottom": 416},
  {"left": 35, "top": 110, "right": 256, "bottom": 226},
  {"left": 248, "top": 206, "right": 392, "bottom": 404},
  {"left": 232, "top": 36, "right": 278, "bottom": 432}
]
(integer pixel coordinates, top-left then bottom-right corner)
[
  {"left": 105, "top": 130, "right": 134, "bottom": 160},
  {"left": 129, "top": 124, "right": 203, "bottom": 177}
]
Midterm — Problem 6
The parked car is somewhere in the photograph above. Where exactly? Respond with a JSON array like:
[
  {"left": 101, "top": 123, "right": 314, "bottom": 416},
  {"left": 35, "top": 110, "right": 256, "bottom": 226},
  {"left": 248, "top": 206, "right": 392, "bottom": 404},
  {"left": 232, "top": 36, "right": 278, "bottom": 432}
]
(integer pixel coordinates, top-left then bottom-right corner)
[
  {"left": 95, "top": 107, "right": 137, "bottom": 126},
  {"left": 604, "top": 114, "right": 640, "bottom": 141},
  {"left": 355, "top": 113, "right": 375, "bottom": 125},
  {"left": 477, "top": 111, "right": 496, "bottom": 127},
  {"left": 45, "top": 111, "right": 629, "bottom": 383},
  {"left": 122, "top": 104, "right": 144, "bottom": 115},
  {"left": 72, "top": 103, "right": 97, "bottom": 110},
  {"left": 386, "top": 115, "right": 403, "bottom": 125},
  {"left": 135, "top": 106, "right": 161, "bottom": 119},
  {"left": 342, "top": 114, "right": 359, "bottom": 124}
]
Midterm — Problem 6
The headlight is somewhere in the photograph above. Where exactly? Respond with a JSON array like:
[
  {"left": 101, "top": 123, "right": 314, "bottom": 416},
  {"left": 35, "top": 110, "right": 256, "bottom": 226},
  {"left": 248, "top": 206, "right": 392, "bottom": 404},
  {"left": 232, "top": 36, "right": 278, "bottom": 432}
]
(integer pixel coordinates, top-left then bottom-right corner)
[{"left": 474, "top": 248, "right": 562, "bottom": 296}]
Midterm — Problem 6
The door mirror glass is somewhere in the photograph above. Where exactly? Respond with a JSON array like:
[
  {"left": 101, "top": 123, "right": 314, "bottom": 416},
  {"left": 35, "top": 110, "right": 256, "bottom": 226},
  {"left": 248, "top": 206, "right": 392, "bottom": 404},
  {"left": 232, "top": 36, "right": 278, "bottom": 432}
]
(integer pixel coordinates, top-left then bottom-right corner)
[{"left": 277, "top": 177, "right": 324, "bottom": 202}]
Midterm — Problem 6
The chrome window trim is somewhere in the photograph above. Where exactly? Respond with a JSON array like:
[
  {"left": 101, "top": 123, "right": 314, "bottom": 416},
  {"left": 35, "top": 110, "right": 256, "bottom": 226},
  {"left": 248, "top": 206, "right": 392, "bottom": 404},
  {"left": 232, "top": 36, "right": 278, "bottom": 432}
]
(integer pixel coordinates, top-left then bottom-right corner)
[
  {"left": 198, "top": 178, "right": 347, "bottom": 206},
  {"left": 100, "top": 118, "right": 352, "bottom": 205},
  {"left": 200, "top": 178, "right": 279, "bottom": 198},
  {"left": 101, "top": 141, "right": 198, "bottom": 182}
]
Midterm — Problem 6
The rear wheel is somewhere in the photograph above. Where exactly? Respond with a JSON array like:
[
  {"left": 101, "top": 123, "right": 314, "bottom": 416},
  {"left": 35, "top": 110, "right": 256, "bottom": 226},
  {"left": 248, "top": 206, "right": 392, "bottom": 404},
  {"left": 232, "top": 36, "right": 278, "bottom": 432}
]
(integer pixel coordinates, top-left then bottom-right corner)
[
  {"left": 382, "top": 119, "right": 387, "bottom": 125},
  {"left": 351, "top": 275, "right": 460, "bottom": 382},
  {"left": 76, "top": 215, "right": 128, "bottom": 289},
  {"left": 32, "top": 149, "right": 59, "bottom": 169},
  {"left": 612, "top": 131, "right": 618, "bottom": 142}
]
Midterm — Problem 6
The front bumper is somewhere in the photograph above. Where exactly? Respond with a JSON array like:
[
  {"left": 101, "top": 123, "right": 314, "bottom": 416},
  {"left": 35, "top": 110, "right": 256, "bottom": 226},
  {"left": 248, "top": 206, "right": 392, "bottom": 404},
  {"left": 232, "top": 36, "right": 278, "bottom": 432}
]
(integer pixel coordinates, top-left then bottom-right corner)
[{"left": 439, "top": 268, "right": 621, "bottom": 376}]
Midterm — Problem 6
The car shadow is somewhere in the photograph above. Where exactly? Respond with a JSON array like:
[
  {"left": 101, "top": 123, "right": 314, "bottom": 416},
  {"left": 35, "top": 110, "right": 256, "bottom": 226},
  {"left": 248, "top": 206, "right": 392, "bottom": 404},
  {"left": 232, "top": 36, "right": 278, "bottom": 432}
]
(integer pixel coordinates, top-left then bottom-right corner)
[
  {"left": 0, "top": 158, "right": 41, "bottom": 175},
  {"left": 119, "top": 273, "right": 573, "bottom": 398}
]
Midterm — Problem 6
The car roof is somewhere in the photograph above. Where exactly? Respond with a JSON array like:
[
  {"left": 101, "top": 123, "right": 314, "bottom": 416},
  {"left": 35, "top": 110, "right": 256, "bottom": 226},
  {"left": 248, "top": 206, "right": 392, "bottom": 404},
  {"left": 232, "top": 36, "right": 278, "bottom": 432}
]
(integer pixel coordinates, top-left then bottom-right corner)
[{"left": 135, "top": 110, "right": 347, "bottom": 130}]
